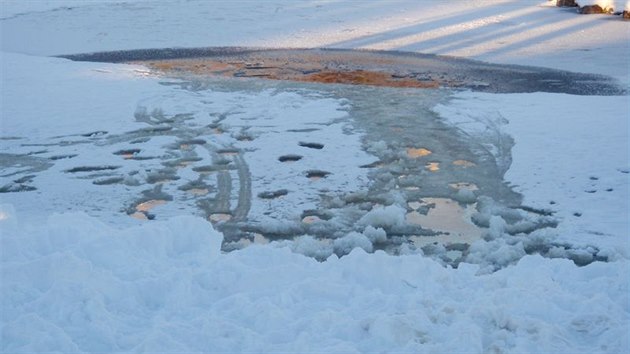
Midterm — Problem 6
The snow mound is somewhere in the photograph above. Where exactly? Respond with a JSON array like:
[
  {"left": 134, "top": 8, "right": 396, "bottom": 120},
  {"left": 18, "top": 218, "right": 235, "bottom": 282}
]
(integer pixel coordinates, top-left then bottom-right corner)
[{"left": 2, "top": 205, "right": 629, "bottom": 353}]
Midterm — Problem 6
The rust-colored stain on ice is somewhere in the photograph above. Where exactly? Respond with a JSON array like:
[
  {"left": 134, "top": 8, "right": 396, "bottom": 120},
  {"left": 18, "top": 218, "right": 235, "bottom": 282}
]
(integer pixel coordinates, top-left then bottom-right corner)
[
  {"left": 137, "top": 52, "right": 447, "bottom": 88},
  {"left": 406, "top": 147, "right": 432, "bottom": 158}
]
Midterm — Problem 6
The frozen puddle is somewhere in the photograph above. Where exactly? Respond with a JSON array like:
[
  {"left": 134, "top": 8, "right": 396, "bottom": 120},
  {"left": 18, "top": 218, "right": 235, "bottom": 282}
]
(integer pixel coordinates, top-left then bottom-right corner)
[{"left": 3, "top": 48, "right": 608, "bottom": 267}]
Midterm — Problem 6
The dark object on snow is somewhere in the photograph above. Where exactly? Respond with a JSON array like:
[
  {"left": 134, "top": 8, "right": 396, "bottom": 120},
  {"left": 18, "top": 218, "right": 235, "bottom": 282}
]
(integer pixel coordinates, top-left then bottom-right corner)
[
  {"left": 579, "top": 5, "right": 609, "bottom": 14},
  {"left": 623, "top": 10, "right": 630, "bottom": 19},
  {"left": 556, "top": 0, "right": 577, "bottom": 7}
]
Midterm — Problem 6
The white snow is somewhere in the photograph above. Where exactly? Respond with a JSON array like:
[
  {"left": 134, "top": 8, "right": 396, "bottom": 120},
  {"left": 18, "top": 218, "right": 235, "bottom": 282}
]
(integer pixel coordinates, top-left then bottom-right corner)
[
  {"left": 1, "top": 0, "right": 629, "bottom": 352},
  {"left": 1, "top": 207, "right": 628, "bottom": 353}
]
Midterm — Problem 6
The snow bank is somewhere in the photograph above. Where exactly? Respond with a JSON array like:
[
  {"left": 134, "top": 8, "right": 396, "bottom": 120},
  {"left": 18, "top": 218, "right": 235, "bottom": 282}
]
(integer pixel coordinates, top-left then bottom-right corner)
[{"left": 1, "top": 205, "right": 628, "bottom": 353}]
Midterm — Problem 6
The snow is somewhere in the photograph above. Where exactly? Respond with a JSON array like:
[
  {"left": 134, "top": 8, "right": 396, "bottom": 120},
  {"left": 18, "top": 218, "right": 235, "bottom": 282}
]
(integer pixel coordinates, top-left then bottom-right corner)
[
  {"left": 1, "top": 0, "right": 629, "bottom": 352},
  {"left": 1, "top": 207, "right": 628, "bottom": 353}
]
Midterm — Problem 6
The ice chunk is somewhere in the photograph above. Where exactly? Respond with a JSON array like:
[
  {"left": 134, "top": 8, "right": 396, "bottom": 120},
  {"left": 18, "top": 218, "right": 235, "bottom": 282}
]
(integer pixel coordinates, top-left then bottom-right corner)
[
  {"left": 358, "top": 205, "right": 406, "bottom": 229},
  {"left": 333, "top": 232, "right": 374, "bottom": 255},
  {"left": 363, "top": 225, "right": 387, "bottom": 243}
]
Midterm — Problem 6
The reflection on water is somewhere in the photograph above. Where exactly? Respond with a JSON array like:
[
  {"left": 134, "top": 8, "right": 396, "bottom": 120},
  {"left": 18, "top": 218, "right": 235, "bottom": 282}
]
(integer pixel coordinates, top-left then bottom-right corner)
[
  {"left": 425, "top": 162, "right": 440, "bottom": 172},
  {"left": 453, "top": 159, "right": 476, "bottom": 168},
  {"left": 136, "top": 199, "right": 167, "bottom": 212},
  {"left": 407, "top": 198, "right": 482, "bottom": 247},
  {"left": 209, "top": 213, "right": 232, "bottom": 223}
]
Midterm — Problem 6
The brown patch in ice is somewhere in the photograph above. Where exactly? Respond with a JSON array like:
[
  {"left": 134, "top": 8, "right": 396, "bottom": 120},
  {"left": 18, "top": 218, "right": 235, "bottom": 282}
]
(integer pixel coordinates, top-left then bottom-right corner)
[
  {"left": 135, "top": 51, "right": 451, "bottom": 89},
  {"left": 298, "top": 70, "right": 439, "bottom": 88},
  {"left": 406, "top": 147, "right": 432, "bottom": 158}
]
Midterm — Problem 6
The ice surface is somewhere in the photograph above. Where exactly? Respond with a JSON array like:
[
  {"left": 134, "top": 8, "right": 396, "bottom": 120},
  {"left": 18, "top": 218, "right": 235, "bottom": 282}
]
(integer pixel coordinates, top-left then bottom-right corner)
[{"left": 434, "top": 91, "right": 629, "bottom": 256}]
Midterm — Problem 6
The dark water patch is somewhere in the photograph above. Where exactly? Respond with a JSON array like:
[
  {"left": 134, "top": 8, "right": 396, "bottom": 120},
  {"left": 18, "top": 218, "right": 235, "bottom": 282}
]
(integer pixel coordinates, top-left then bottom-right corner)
[
  {"left": 278, "top": 154, "right": 303, "bottom": 162},
  {"left": 258, "top": 189, "right": 289, "bottom": 199},
  {"left": 49, "top": 154, "right": 78, "bottom": 160},
  {"left": 179, "top": 138, "right": 206, "bottom": 145},
  {"left": 65, "top": 165, "right": 120, "bottom": 173},
  {"left": 306, "top": 170, "right": 331, "bottom": 179},
  {"left": 146, "top": 168, "right": 180, "bottom": 184},
  {"left": 299, "top": 142, "right": 324, "bottom": 149}
]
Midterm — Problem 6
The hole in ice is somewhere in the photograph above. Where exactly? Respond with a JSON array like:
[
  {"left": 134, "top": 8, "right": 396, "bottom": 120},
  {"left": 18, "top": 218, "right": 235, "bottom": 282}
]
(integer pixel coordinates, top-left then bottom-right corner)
[
  {"left": 49, "top": 154, "right": 77, "bottom": 160},
  {"left": 65, "top": 165, "right": 120, "bottom": 173},
  {"left": 306, "top": 170, "right": 331, "bottom": 180},
  {"left": 113, "top": 148, "right": 141, "bottom": 159},
  {"left": 258, "top": 189, "right": 289, "bottom": 199},
  {"left": 299, "top": 142, "right": 324, "bottom": 149},
  {"left": 146, "top": 170, "right": 180, "bottom": 184},
  {"left": 406, "top": 147, "right": 432, "bottom": 158},
  {"left": 278, "top": 154, "right": 303, "bottom": 162}
]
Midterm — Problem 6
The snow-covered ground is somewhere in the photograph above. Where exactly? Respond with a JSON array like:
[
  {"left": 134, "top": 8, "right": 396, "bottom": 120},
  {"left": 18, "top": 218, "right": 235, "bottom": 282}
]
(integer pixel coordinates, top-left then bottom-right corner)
[{"left": 1, "top": 0, "right": 628, "bottom": 352}]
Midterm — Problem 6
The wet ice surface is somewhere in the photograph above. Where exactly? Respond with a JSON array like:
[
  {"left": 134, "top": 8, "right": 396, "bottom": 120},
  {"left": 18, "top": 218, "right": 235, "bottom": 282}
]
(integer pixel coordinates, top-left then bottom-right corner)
[{"left": 2, "top": 70, "right": 583, "bottom": 267}]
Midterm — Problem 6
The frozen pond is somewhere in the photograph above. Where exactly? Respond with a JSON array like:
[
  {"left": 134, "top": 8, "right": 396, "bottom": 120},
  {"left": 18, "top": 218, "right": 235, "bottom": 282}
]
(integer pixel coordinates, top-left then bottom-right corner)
[
  {"left": 2, "top": 48, "right": 615, "bottom": 266},
  {"left": 0, "top": 72, "right": 555, "bottom": 264}
]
